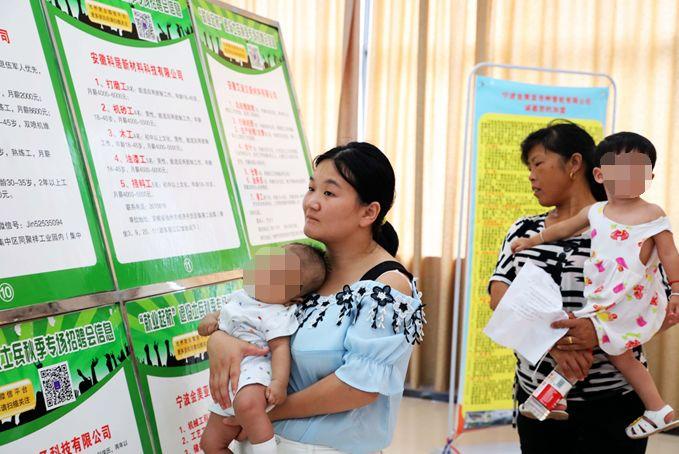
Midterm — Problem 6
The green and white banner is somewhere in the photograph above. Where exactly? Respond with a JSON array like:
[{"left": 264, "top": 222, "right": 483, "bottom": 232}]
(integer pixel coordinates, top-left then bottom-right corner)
[
  {"left": 0, "top": 0, "right": 113, "bottom": 309},
  {"left": 126, "top": 281, "right": 240, "bottom": 454},
  {"left": 192, "top": 0, "right": 312, "bottom": 249},
  {"left": 0, "top": 304, "right": 152, "bottom": 452},
  {"left": 44, "top": 0, "right": 250, "bottom": 289}
]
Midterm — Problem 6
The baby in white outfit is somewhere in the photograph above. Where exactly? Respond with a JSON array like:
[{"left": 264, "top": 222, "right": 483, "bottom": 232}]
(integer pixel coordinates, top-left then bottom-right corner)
[{"left": 199, "top": 243, "right": 326, "bottom": 454}]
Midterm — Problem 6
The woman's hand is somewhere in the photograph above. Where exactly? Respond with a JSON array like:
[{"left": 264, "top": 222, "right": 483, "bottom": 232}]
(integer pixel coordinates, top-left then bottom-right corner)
[
  {"left": 551, "top": 317, "right": 598, "bottom": 350},
  {"left": 549, "top": 348, "right": 593, "bottom": 381},
  {"left": 207, "top": 331, "right": 269, "bottom": 409},
  {"left": 221, "top": 416, "right": 248, "bottom": 442}
]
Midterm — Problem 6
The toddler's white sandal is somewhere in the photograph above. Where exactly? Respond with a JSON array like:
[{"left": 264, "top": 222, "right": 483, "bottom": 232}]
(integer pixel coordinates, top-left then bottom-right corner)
[{"left": 625, "top": 405, "right": 679, "bottom": 439}]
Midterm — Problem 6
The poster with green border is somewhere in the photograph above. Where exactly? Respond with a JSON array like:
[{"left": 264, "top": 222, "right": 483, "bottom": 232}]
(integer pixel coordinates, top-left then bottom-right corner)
[
  {"left": 191, "top": 0, "right": 314, "bottom": 253},
  {"left": 0, "top": 304, "right": 152, "bottom": 453},
  {"left": 43, "top": 0, "right": 250, "bottom": 290},
  {"left": 126, "top": 280, "right": 240, "bottom": 454},
  {"left": 0, "top": 0, "right": 113, "bottom": 310}
]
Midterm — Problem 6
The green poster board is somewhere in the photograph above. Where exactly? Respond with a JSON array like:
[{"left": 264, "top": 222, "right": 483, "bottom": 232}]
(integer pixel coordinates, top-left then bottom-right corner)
[
  {"left": 191, "top": 0, "right": 313, "bottom": 251},
  {"left": 0, "top": 0, "right": 113, "bottom": 310},
  {"left": 44, "top": 0, "right": 250, "bottom": 290},
  {"left": 125, "top": 280, "right": 240, "bottom": 454},
  {"left": 0, "top": 304, "right": 152, "bottom": 452}
]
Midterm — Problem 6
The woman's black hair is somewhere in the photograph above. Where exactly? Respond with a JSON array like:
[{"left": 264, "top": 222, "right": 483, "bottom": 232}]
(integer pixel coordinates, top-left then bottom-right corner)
[
  {"left": 520, "top": 120, "right": 606, "bottom": 201},
  {"left": 314, "top": 142, "right": 399, "bottom": 256}
]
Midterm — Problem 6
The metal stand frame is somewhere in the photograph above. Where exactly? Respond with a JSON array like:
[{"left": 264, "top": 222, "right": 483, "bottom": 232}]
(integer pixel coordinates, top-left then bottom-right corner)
[{"left": 448, "top": 62, "right": 617, "bottom": 440}]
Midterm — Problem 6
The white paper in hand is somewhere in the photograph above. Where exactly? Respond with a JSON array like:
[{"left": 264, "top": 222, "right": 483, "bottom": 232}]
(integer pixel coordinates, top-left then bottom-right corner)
[{"left": 484, "top": 261, "right": 569, "bottom": 365}]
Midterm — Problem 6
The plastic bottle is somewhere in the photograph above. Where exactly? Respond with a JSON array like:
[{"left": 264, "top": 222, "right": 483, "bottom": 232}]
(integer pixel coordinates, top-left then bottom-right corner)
[{"left": 521, "top": 369, "right": 574, "bottom": 421}]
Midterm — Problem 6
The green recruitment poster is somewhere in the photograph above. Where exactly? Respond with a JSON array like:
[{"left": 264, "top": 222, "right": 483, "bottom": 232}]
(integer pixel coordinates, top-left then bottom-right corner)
[
  {"left": 44, "top": 0, "right": 250, "bottom": 289},
  {"left": 0, "top": 0, "right": 113, "bottom": 310},
  {"left": 126, "top": 280, "right": 240, "bottom": 454},
  {"left": 191, "top": 0, "right": 313, "bottom": 249},
  {"left": 0, "top": 304, "right": 152, "bottom": 453}
]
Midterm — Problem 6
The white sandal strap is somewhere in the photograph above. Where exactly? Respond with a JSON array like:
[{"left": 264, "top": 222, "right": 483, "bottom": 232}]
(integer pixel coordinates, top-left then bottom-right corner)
[
  {"left": 644, "top": 405, "right": 674, "bottom": 426},
  {"left": 627, "top": 405, "right": 676, "bottom": 438}
]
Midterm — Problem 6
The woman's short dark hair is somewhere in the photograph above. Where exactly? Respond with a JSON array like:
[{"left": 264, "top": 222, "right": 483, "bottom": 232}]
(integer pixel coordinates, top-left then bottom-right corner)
[
  {"left": 596, "top": 132, "right": 657, "bottom": 169},
  {"left": 520, "top": 120, "right": 606, "bottom": 201},
  {"left": 314, "top": 142, "right": 399, "bottom": 256}
]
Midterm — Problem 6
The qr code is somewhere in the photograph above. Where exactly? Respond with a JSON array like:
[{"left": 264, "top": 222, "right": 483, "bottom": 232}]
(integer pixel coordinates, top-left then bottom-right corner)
[
  {"left": 39, "top": 362, "right": 76, "bottom": 411},
  {"left": 247, "top": 44, "right": 265, "bottom": 70},
  {"left": 133, "top": 9, "right": 157, "bottom": 43}
]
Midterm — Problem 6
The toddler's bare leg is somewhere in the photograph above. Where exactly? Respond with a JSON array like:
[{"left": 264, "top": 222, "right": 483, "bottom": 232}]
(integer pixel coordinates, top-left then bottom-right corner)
[
  {"left": 233, "top": 384, "right": 274, "bottom": 444},
  {"left": 609, "top": 351, "right": 673, "bottom": 422}
]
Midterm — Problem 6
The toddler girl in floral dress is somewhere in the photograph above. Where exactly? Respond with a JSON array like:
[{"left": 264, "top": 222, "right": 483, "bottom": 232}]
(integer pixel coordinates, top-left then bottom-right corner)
[{"left": 512, "top": 132, "right": 679, "bottom": 439}]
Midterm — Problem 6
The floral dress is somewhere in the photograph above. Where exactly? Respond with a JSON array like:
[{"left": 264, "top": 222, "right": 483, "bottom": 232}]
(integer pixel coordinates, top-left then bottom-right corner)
[{"left": 573, "top": 202, "right": 672, "bottom": 355}]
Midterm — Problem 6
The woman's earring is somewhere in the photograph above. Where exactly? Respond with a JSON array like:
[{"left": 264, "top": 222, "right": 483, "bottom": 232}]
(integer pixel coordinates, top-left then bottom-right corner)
[{"left": 569, "top": 171, "right": 575, "bottom": 180}]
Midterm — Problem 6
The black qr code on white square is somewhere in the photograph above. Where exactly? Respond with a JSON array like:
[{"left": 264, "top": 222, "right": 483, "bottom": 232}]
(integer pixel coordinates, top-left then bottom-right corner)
[
  {"left": 39, "top": 362, "right": 76, "bottom": 411},
  {"left": 133, "top": 9, "right": 157, "bottom": 42},
  {"left": 247, "top": 44, "right": 264, "bottom": 70}
]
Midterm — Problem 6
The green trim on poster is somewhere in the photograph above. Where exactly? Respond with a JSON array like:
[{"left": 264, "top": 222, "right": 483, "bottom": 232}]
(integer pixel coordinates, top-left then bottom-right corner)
[
  {"left": 0, "top": 304, "right": 152, "bottom": 452},
  {"left": 126, "top": 282, "right": 239, "bottom": 453},
  {"left": 44, "top": 0, "right": 251, "bottom": 289},
  {"left": 0, "top": 0, "right": 114, "bottom": 310},
  {"left": 192, "top": 0, "right": 315, "bottom": 251}
]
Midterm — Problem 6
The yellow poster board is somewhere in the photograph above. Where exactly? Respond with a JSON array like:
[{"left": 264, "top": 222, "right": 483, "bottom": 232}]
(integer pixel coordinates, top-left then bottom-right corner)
[{"left": 462, "top": 113, "right": 604, "bottom": 414}]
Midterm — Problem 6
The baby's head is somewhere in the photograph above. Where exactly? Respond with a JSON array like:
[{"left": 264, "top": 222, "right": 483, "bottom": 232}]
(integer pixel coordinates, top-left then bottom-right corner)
[
  {"left": 594, "top": 132, "right": 656, "bottom": 199},
  {"left": 243, "top": 243, "right": 326, "bottom": 304}
]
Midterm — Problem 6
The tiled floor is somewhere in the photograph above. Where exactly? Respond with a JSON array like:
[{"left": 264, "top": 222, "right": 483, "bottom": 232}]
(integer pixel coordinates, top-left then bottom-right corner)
[{"left": 385, "top": 397, "right": 679, "bottom": 454}]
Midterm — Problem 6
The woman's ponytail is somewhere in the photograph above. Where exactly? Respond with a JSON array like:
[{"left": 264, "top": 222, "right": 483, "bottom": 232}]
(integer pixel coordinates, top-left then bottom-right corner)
[{"left": 374, "top": 220, "right": 399, "bottom": 256}]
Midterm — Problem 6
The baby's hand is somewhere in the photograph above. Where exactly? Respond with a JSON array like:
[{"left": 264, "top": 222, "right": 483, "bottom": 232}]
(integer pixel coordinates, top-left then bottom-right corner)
[
  {"left": 265, "top": 379, "right": 287, "bottom": 405},
  {"left": 285, "top": 296, "right": 304, "bottom": 307},
  {"left": 511, "top": 237, "right": 533, "bottom": 253},
  {"left": 197, "top": 312, "right": 219, "bottom": 337}
]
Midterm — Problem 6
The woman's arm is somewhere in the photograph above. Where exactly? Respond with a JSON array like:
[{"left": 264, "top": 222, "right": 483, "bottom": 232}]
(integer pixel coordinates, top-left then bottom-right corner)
[
  {"left": 489, "top": 281, "right": 509, "bottom": 311},
  {"left": 268, "top": 373, "right": 378, "bottom": 421}
]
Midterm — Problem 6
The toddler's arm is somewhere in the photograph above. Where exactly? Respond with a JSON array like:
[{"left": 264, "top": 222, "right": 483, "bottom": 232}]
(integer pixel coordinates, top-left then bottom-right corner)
[
  {"left": 511, "top": 205, "right": 590, "bottom": 253},
  {"left": 655, "top": 229, "right": 679, "bottom": 320},
  {"left": 266, "top": 336, "right": 291, "bottom": 405}
]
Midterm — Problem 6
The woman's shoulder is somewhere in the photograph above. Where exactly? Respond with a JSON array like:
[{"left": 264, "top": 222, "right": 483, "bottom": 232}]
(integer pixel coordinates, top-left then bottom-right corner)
[
  {"left": 297, "top": 277, "right": 424, "bottom": 344},
  {"left": 348, "top": 279, "right": 425, "bottom": 344},
  {"left": 501, "top": 212, "right": 549, "bottom": 241},
  {"left": 371, "top": 271, "right": 412, "bottom": 296},
  {"left": 306, "top": 277, "right": 420, "bottom": 303},
  {"left": 511, "top": 212, "right": 549, "bottom": 226}
]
